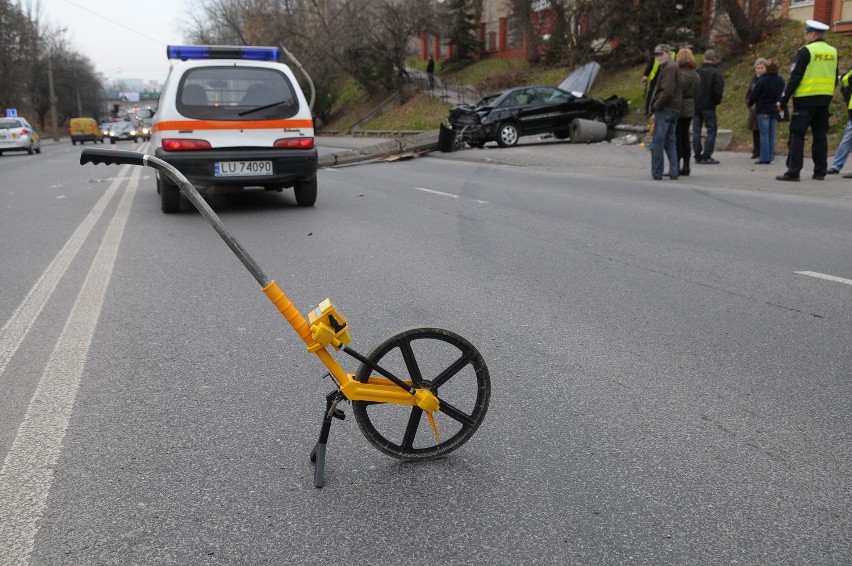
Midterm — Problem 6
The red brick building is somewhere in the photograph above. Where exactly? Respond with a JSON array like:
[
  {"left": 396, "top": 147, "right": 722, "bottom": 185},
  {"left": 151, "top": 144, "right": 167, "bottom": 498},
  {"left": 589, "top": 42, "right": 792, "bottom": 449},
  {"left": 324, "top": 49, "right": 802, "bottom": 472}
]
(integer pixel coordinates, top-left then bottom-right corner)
[{"left": 419, "top": 1, "right": 852, "bottom": 63}]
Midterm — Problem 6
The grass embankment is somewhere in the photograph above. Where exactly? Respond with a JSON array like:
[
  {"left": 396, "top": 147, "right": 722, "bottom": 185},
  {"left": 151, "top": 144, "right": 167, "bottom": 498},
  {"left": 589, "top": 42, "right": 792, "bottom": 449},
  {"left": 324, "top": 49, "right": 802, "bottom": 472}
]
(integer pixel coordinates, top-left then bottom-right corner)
[{"left": 326, "top": 19, "right": 852, "bottom": 152}]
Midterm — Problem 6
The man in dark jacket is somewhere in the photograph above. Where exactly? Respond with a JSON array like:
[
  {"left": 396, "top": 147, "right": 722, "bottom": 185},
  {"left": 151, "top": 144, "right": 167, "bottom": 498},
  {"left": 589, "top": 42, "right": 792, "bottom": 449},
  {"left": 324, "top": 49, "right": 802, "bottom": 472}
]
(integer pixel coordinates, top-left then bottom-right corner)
[
  {"left": 693, "top": 49, "right": 725, "bottom": 164},
  {"left": 776, "top": 19, "right": 838, "bottom": 181},
  {"left": 650, "top": 44, "right": 683, "bottom": 180}
]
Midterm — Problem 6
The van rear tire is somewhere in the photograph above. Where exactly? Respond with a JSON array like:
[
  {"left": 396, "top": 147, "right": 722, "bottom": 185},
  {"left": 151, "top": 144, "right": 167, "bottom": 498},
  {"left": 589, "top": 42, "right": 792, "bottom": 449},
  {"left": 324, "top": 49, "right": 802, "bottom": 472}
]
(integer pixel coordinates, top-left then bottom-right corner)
[
  {"left": 294, "top": 178, "right": 317, "bottom": 207},
  {"left": 159, "top": 176, "right": 181, "bottom": 213}
]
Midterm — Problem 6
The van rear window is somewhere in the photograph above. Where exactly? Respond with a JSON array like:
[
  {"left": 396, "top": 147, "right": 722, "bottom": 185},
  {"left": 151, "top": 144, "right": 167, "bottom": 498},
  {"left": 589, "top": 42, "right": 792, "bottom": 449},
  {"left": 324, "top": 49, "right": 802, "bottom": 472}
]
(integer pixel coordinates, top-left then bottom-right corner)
[{"left": 176, "top": 66, "right": 299, "bottom": 121}]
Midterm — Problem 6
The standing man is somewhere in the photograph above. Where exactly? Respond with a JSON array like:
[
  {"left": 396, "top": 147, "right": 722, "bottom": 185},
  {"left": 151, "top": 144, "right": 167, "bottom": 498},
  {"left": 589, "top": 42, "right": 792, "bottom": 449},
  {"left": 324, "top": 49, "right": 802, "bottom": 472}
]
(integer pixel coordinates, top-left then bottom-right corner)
[
  {"left": 643, "top": 47, "right": 676, "bottom": 116},
  {"left": 777, "top": 19, "right": 838, "bottom": 182},
  {"left": 649, "top": 44, "right": 682, "bottom": 180},
  {"left": 693, "top": 49, "right": 725, "bottom": 164}
]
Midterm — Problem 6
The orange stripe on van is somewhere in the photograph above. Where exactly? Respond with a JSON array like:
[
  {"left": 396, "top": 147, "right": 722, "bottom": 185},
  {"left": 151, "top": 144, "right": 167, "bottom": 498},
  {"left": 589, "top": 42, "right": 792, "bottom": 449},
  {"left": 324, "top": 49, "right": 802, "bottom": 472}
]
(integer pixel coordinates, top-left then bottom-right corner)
[{"left": 153, "top": 119, "right": 314, "bottom": 132}]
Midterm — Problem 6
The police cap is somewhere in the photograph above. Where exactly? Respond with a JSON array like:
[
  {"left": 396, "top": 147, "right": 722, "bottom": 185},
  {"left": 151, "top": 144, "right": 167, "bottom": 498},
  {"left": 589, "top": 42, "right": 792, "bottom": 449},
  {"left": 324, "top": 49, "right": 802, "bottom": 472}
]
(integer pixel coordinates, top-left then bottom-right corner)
[{"left": 806, "top": 20, "right": 830, "bottom": 33}]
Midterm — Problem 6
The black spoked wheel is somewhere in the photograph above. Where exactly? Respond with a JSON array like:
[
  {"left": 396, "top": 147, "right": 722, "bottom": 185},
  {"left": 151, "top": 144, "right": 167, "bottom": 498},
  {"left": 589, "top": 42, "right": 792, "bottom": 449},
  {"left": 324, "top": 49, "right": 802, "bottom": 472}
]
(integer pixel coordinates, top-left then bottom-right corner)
[{"left": 352, "top": 328, "right": 490, "bottom": 461}]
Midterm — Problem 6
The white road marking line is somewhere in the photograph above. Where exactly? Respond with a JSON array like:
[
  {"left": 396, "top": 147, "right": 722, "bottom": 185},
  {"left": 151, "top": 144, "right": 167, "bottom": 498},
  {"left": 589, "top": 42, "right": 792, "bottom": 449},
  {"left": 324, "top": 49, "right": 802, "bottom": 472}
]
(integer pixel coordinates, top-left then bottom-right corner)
[
  {"left": 414, "top": 187, "right": 488, "bottom": 204},
  {"left": 0, "top": 166, "right": 139, "bottom": 564},
  {"left": 0, "top": 165, "right": 130, "bottom": 382},
  {"left": 794, "top": 271, "right": 852, "bottom": 286}
]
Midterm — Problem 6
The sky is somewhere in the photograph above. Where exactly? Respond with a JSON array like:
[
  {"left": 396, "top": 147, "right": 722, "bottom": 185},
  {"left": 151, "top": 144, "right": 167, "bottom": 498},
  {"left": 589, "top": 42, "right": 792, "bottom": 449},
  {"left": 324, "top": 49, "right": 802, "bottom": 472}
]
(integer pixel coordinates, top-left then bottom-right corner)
[{"left": 42, "top": 0, "right": 193, "bottom": 86}]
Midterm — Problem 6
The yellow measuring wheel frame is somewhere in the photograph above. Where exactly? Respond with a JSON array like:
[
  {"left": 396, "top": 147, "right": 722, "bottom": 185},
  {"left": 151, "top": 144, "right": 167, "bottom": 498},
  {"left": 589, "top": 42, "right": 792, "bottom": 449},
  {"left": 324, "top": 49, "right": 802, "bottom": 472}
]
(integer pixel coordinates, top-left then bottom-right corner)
[{"left": 81, "top": 148, "right": 491, "bottom": 487}]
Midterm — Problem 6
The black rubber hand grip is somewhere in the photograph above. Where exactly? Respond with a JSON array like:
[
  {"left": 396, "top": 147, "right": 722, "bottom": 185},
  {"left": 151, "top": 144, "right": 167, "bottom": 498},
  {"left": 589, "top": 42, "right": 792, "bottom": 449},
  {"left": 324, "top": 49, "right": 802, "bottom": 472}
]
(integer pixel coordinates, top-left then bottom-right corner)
[{"left": 80, "top": 148, "right": 146, "bottom": 167}]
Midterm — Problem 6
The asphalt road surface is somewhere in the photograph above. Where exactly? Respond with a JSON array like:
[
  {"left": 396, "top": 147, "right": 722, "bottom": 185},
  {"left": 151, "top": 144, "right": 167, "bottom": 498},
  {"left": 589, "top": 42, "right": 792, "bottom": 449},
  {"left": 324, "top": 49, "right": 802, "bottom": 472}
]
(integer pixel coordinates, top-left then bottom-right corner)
[{"left": 0, "top": 138, "right": 849, "bottom": 565}]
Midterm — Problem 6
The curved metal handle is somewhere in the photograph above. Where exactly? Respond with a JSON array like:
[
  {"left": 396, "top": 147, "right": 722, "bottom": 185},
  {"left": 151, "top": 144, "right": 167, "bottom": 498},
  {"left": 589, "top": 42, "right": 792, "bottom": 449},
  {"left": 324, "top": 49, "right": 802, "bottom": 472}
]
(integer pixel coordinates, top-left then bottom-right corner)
[{"left": 79, "top": 148, "right": 271, "bottom": 287}]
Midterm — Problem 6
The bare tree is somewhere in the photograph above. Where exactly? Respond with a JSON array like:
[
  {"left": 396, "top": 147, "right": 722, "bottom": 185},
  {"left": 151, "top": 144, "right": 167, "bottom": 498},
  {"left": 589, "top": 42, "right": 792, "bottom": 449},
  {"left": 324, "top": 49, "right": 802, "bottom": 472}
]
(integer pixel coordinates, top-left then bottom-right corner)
[
  {"left": 717, "top": 0, "right": 772, "bottom": 45},
  {"left": 341, "top": 0, "right": 434, "bottom": 91},
  {"left": 0, "top": 0, "right": 100, "bottom": 127},
  {"left": 186, "top": 0, "right": 437, "bottom": 110},
  {"left": 508, "top": 0, "right": 538, "bottom": 63},
  {"left": 0, "top": 0, "right": 39, "bottom": 112},
  {"left": 26, "top": 23, "right": 104, "bottom": 126}
]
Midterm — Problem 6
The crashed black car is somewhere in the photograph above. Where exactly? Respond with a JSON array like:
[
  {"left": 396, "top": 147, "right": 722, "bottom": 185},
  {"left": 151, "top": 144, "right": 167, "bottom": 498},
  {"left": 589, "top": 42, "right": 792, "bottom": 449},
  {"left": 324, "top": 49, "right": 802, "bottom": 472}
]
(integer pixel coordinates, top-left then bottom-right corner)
[{"left": 447, "top": 62, "right": 628, "bottom": 147}]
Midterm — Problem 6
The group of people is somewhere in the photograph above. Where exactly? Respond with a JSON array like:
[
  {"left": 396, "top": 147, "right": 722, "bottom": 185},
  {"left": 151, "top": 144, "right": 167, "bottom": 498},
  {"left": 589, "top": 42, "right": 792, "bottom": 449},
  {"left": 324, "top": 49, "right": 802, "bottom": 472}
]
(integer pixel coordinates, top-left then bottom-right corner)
[
  {"left": 647, "top": 18, "right": 843, "bottom": 183},
  {"left": 644, "top": 45, "right": 725, "bottom": 180}
]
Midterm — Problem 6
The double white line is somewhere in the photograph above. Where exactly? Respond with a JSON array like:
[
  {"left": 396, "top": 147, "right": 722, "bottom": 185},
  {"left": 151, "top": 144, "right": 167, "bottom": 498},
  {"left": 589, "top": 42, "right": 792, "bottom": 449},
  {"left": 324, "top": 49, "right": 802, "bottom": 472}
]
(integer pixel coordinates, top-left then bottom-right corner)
[{"left": 0, "top": 165, "right": 140, "bottom": 563}]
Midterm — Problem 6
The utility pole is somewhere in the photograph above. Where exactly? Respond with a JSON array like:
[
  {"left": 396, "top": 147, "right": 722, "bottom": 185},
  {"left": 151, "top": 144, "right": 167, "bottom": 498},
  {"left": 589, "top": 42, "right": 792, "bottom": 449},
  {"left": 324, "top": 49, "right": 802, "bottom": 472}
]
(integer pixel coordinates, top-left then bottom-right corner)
[
  {"left": 74, "top": 67, "right": 83, "bottom": 116},
  {"left": 278, "top": 43, "right": 315, "bottom": 111},
  {"left": 47, "top": 58, "right": 59, "bottom": 141}
]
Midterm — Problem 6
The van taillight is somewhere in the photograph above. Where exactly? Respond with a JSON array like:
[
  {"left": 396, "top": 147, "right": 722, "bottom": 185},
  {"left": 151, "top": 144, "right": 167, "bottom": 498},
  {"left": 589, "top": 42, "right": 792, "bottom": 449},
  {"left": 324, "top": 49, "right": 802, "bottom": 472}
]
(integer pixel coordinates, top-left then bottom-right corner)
[
  {"left": 274, "top": 137, "right": 314, "bottom": 149},
  {"left": 161, "top": 138, "right": 212, "bottom": 151}
]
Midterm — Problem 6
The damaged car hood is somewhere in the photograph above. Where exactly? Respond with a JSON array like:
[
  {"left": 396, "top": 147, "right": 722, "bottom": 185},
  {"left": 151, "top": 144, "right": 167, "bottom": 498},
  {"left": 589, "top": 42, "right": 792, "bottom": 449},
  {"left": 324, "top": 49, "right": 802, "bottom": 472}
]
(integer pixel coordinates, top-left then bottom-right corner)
[{"left": 557, "top": 61, "right": 601, "bottom": 98}]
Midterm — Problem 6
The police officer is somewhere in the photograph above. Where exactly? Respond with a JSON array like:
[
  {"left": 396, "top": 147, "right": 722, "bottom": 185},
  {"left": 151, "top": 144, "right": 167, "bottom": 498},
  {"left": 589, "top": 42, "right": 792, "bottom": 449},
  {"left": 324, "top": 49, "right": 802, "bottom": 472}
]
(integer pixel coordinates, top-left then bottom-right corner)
[{"left": 776, "top": 19, "right": 838, "bottom": 182}]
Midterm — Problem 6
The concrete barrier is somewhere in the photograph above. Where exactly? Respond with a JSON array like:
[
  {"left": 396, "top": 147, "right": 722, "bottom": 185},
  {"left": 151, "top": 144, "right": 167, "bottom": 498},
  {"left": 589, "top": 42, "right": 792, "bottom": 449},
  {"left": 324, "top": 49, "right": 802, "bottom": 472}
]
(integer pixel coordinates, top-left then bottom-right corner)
[{"left": 570, "top": 119, "right": 608, "bottom": 144}]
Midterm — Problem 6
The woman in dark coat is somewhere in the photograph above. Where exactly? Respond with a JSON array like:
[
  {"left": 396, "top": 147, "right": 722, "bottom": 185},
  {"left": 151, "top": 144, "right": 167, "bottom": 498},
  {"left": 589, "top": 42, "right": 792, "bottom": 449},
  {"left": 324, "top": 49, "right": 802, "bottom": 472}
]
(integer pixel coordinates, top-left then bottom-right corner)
[
  {"left": 675, "top": 48, "right": 701, "bottom": 176},
  {"left": 746, "top": 58, "right": 767, "bottom": 158},
  {"left": 747, "top": 57, "right": 785, "bottom": 165}
]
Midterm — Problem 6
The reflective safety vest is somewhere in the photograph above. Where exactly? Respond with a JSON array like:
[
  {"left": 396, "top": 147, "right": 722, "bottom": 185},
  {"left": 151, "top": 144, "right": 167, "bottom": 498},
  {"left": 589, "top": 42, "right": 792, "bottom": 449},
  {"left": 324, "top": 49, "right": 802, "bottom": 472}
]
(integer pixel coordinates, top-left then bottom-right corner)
[
  {"left": 649, "top": 59, "right": 660, "bottom": 81},
  {"left": 794, "top": 42, "right": 838, "bottom": 98},
  {"left": 648, "top": 51, "right": 677, "bottom": 82}
]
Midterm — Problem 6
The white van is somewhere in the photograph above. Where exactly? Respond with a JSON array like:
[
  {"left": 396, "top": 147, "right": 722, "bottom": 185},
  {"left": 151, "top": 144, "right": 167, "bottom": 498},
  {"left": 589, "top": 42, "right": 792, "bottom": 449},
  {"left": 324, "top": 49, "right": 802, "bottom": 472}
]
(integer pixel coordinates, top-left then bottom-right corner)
[{"left": 151, "top": 45, "right": 317, "bottom": 213}]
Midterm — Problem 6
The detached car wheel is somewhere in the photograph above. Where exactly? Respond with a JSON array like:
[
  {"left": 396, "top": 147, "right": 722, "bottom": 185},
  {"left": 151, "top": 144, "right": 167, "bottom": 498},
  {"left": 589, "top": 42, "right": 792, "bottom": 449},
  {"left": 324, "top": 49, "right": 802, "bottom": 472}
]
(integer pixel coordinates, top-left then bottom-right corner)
[
  {"left": 496, "top": 122, "right": 520, "bottom": 147},
  {"left": 294, "top": 177, "right": 317, "bottom": 207}
]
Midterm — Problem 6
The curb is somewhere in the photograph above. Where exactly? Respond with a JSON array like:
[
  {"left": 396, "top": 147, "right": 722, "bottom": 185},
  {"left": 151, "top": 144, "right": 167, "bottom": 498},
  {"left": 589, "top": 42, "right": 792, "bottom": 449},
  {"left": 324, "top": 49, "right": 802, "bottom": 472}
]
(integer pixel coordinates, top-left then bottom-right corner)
[{"left": 316, "top": 123, "right": 734, "bottom": 167}]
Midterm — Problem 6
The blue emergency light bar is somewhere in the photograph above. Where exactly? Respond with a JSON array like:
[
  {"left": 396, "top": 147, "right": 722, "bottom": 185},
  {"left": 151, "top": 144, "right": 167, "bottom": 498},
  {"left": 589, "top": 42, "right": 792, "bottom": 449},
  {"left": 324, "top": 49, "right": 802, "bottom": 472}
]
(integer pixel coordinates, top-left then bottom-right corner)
[{"left": 167, "top": 45, "right": 280, "bottom": 62}]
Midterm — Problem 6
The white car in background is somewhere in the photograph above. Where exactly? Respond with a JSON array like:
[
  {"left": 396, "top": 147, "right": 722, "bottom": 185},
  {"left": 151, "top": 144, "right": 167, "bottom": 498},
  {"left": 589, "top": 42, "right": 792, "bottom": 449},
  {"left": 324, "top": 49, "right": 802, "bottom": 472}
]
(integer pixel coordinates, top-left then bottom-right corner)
[{"left": 0, "top": 117, "right": 41, "bottom": 155}]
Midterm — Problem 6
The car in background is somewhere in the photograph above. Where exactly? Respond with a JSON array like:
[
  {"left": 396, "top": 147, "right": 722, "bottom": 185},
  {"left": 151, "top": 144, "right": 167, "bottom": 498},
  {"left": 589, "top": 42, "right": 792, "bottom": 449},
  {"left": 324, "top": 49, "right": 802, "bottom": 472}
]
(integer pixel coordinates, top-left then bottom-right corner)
[
  {"left": 69, "top": 117, "right": 104, "bottom": 144},
  {"left": 447, "top": 61, "right": 628, "bottom": 148},
  {"left": 107, "top": 121, "right": 140, "bottom": 144},
  {"left": 0, "top": 117, "right": 41, "bottom": 155},
  {"left": 138, "top": 118, "right": 153, "bottom": 141}
]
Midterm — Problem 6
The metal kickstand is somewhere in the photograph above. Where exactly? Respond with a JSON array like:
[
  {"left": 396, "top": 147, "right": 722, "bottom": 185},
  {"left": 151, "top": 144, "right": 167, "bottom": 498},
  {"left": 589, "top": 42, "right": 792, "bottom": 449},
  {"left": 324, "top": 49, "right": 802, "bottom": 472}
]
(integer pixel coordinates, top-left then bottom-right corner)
[{"left": 309, "top": 390, "right": 346, "bottom": 488}]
